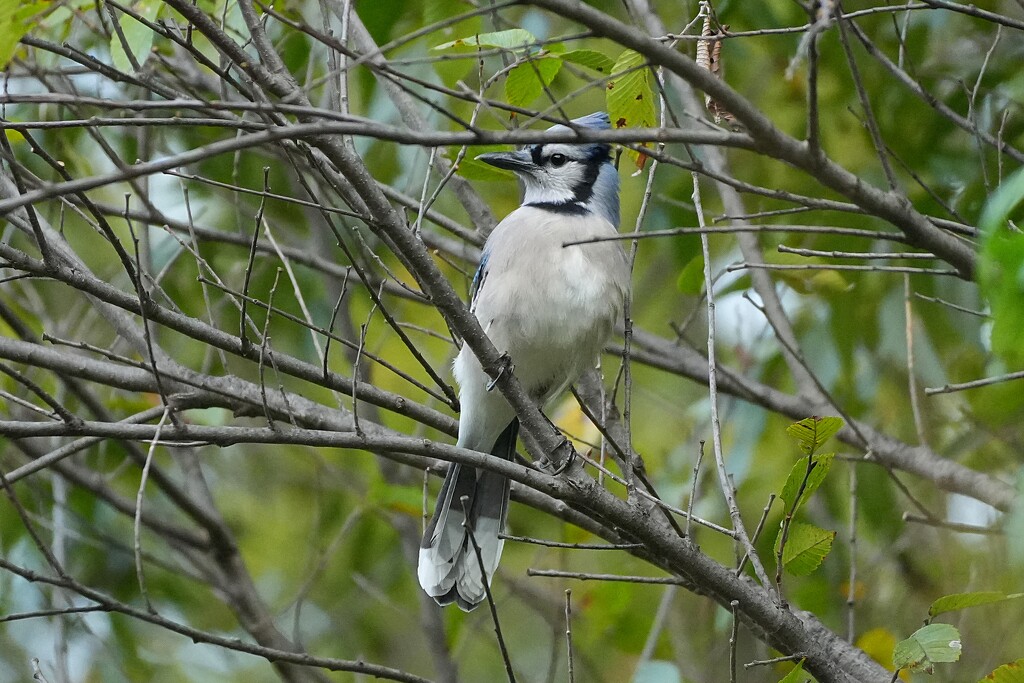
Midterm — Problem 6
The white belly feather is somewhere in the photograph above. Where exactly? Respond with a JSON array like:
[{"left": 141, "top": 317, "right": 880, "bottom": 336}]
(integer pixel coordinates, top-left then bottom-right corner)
[{"left": 452, "top": 206, "right": 629, "bottom": 451}]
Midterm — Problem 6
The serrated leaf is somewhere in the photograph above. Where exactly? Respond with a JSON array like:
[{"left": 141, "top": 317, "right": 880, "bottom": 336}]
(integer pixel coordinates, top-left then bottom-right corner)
[
  {"left": 606, "top": 49, "right": 656, "bottom": 165},
  {"left": 893, "top": 623, "right": 962, "bottom": 674},
  {"left": 780, "top": 452, "right": 834, "bottom": 511},
  {"left": 786, "top": 416, "right": 844, "bottom": 455},
  {"left": 433, "top": 28, "right": 535, "bottom": 51},
  {"left": 0, "top": 1, "right": 50, "bottom": 68},
  {"left": 504, "top": 57, "right": 562, "bottom": 107},
  {"left": 980, "top": 659, "right": 1024, "bottom": 683},
  {"left": 776, "top": 659, "right": 807, "bottom": 683},
  {"left": 929, "top": 591, "right": 1024, "bottom": 618},
  {"left": 979, "top": 166, "right": 1024, "bottom": 367},
  {"left": 110, "top": 0, "right": 161, "bottom": 73},
  {"left": 560, "top": 49, "right": 615, "bottom": 74},
  {"left": 775, "top": 522, "right": 835, "bottom": 576},
  {"left": 676, "top": 254, "right": 704, "bottom": 295}
]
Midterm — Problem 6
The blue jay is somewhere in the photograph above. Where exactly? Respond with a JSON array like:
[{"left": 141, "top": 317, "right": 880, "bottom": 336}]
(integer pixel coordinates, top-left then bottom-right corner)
[{"left": 418, "top": 113, "right": 631, "bottom": 610}]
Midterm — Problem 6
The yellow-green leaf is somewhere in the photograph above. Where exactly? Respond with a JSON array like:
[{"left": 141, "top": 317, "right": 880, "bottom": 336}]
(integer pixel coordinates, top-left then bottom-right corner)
[
  {"left": 110, "top": 0, "right": 161, "bottom": 73},
  {"left": 776, "top": 659, "right": 808, "bottom": 683},
  {"left": 980, "top": 659, "right": 1024, "bottom": 683},
  {"left": 780, "top": 452, "right": 834, "bottom": 511},
  {"left": 0, "top": 1, "right": 50, "bottom": 68},
  {"left": 676, "top": 254, "right": 704, "bottom": 295},
  {"left": 979, "top": 166, "right": 1024, "bottom": 367},
  {"left": 929, "top": 591, "right": 1024, "bottom": 618},
  {"left": 560, "top": 49, "right": 615, "bottom": 74},
  {"left": 775, "top": 522, "right": 835, "bottom": 576},
  {"left": 893, "top": 623, "right": 962, "bottom": 674},
  {"left": 785, "top": 416, "right": 844, "bottom": 455},
  {"left": 606, "top": 49, "right": 656, "bottom": 165},
  {"left": 433, "top": 28, "right": 535, "bottom": 51},
  {"left": 505, "top": 57, "right": 562, "bottom": 107}
]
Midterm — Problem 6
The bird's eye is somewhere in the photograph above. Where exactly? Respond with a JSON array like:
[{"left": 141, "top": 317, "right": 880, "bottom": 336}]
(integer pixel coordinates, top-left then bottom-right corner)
[{"left": 549, "top": 153, "right": 567, "bottom": 167}]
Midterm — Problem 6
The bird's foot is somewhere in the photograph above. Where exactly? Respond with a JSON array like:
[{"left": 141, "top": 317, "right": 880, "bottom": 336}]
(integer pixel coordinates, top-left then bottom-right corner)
[
  {"left": 546, "top": 438, "right": 577, "bottom": 476},
  {"left": 486, "top": 353, "right": 514, "bottom": 392}
]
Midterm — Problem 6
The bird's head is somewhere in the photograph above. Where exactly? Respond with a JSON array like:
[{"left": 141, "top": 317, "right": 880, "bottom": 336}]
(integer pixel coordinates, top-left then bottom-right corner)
[{"left": 476, "top": 113, "right": 620, "bottom": 226}]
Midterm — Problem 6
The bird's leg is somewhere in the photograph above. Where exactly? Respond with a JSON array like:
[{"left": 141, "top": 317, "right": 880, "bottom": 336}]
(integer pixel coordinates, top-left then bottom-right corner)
[
  {"left": 546, "top": 440, "right": 577, "bottom": 476},
  {"left": 485, "top": 353, "right": 514, "bottom": 391},
  {"left": 535, "top": 414, "right": 576, "bottom": 475}
]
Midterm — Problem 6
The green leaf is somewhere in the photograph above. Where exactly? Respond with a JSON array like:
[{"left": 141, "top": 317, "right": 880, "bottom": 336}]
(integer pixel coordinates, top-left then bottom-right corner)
[
  {"left": 776, "top": 659, "right": 808, "bottom": 683},
  {"left": 676, "top": 254, "right": 705, "bottom": 295},
  {"left": 606, "top": 49, "right": 657, "bottom": 165},
  {"left": 433, "top": 28, "right": 535, "bottom": 51},
  {"left": 504, "top": 57, "right": 563, "bottom": 107},
  {"left": 775, "top": 522, "right": 835, "bottom": 576},
  {"left": 979, "top": 166, "right": 1024, "bottom": 367},
  {"left": 110, "top": 0, "right": 161, "bottom": 73},
  {"left": 559, "top": 49, "right": 615, "bottom": 74},
  {"left": 780, "top": 452, "right": 834, "bottom": 511},
  {"left": 929, "top": 591, "right": 1024, "bottom": 618},
  {"left": 0, "top": 1, "right": 50, "bottom": 68},
  {"left": 892, "top": 623, "right": 962, "bottom": 674},
  {"left": 785, "top": 416, "right": 844, "bottom": 455},
  {"left": 980, "top": 659, "right": 1024, "bottom": 683}
]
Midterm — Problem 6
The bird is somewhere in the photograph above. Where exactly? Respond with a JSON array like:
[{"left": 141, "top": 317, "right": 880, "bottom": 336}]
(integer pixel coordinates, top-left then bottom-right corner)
[{"left": 418, "top": 112, "right": 631, "bottom": 610}]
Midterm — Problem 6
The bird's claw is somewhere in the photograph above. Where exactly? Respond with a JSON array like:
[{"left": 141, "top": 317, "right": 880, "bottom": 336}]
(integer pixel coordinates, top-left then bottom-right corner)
[
  {"left": 486, "top": 354, "right": 514, "bottom": 392},
  {"left": 546, "top": 438, "right": 576, "bottom": 476}
]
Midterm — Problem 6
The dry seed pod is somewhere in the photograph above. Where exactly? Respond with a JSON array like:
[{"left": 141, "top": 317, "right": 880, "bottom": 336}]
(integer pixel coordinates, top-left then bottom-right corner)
[{"left": 696, "top": 9, "right": 736, "bottom": 126}]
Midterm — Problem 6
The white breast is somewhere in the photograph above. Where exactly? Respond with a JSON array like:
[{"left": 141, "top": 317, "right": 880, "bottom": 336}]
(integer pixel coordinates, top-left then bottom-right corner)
[{"left": 467, "top": 206, "right": 630, "bottom": 400}]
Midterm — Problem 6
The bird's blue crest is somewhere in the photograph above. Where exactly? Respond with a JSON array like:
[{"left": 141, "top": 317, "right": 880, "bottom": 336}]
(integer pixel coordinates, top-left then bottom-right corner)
[{"left": 547, "top": 112, "right": 611, "bottom": 134}]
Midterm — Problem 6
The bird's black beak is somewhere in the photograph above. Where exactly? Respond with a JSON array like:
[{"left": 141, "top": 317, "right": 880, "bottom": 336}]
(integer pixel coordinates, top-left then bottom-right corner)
[{"left": 475, "top": 150, "right": 535, "bottom": 174}]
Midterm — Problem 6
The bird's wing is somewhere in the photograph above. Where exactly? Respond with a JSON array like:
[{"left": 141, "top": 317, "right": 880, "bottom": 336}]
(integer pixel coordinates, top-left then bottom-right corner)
[{"left": 469, "top": 249, "right": 489, "bottom": 312}]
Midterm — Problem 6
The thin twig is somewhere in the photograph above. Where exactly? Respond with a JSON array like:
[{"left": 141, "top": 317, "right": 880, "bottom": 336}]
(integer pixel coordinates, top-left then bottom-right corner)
[
  {"left": 499, "top": 534, "right": 642, "bottom": 550},
  {"left": 847, "top": 462, "right": 858, "bottom": 641},
  {"left": 737, "top": 494, "right": 775, "bottom": 576},
  {"left": 528, "top": 569, "right": 688, "bottom": 585},
  {"left": 134, "top": 407, "right": 170, "bottom": 614},
  {"left": 902, "top": 512, "right": 1000, "bottom": 535},
  {"left": 240, "top": 167, "right": 270, "bottom": 353},
  {"left": 745, "top": 654, "right": 807, "bottom": 669},
  {"left": 925, "top": 370, "right": 1024, "bottom": 395},
  {"left": 694, "top": 172, "right": 774, "bottom": 594},
  {"left": 729, "top": 599, "right": 740, "bottom": 683},
  {"left": 565, "top": 590, "right": 575, "bottom": 683},
  {"left": 904, "top": 274, "right": 929, "bottom": 447},
  {"left": 686, "top": 440, "right": 705, "bottom": 539}
]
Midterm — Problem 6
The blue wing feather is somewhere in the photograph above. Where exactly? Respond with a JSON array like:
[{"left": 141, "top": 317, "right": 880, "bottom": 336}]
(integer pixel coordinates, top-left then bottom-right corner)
[{"left": 469, "top": 250, "right": 489, "bottom": 309}]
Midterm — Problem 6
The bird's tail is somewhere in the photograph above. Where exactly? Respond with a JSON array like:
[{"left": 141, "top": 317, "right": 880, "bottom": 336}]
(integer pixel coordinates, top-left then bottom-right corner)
[{"left": 418, "top": 419, "right": 519, "bottom": 611}]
